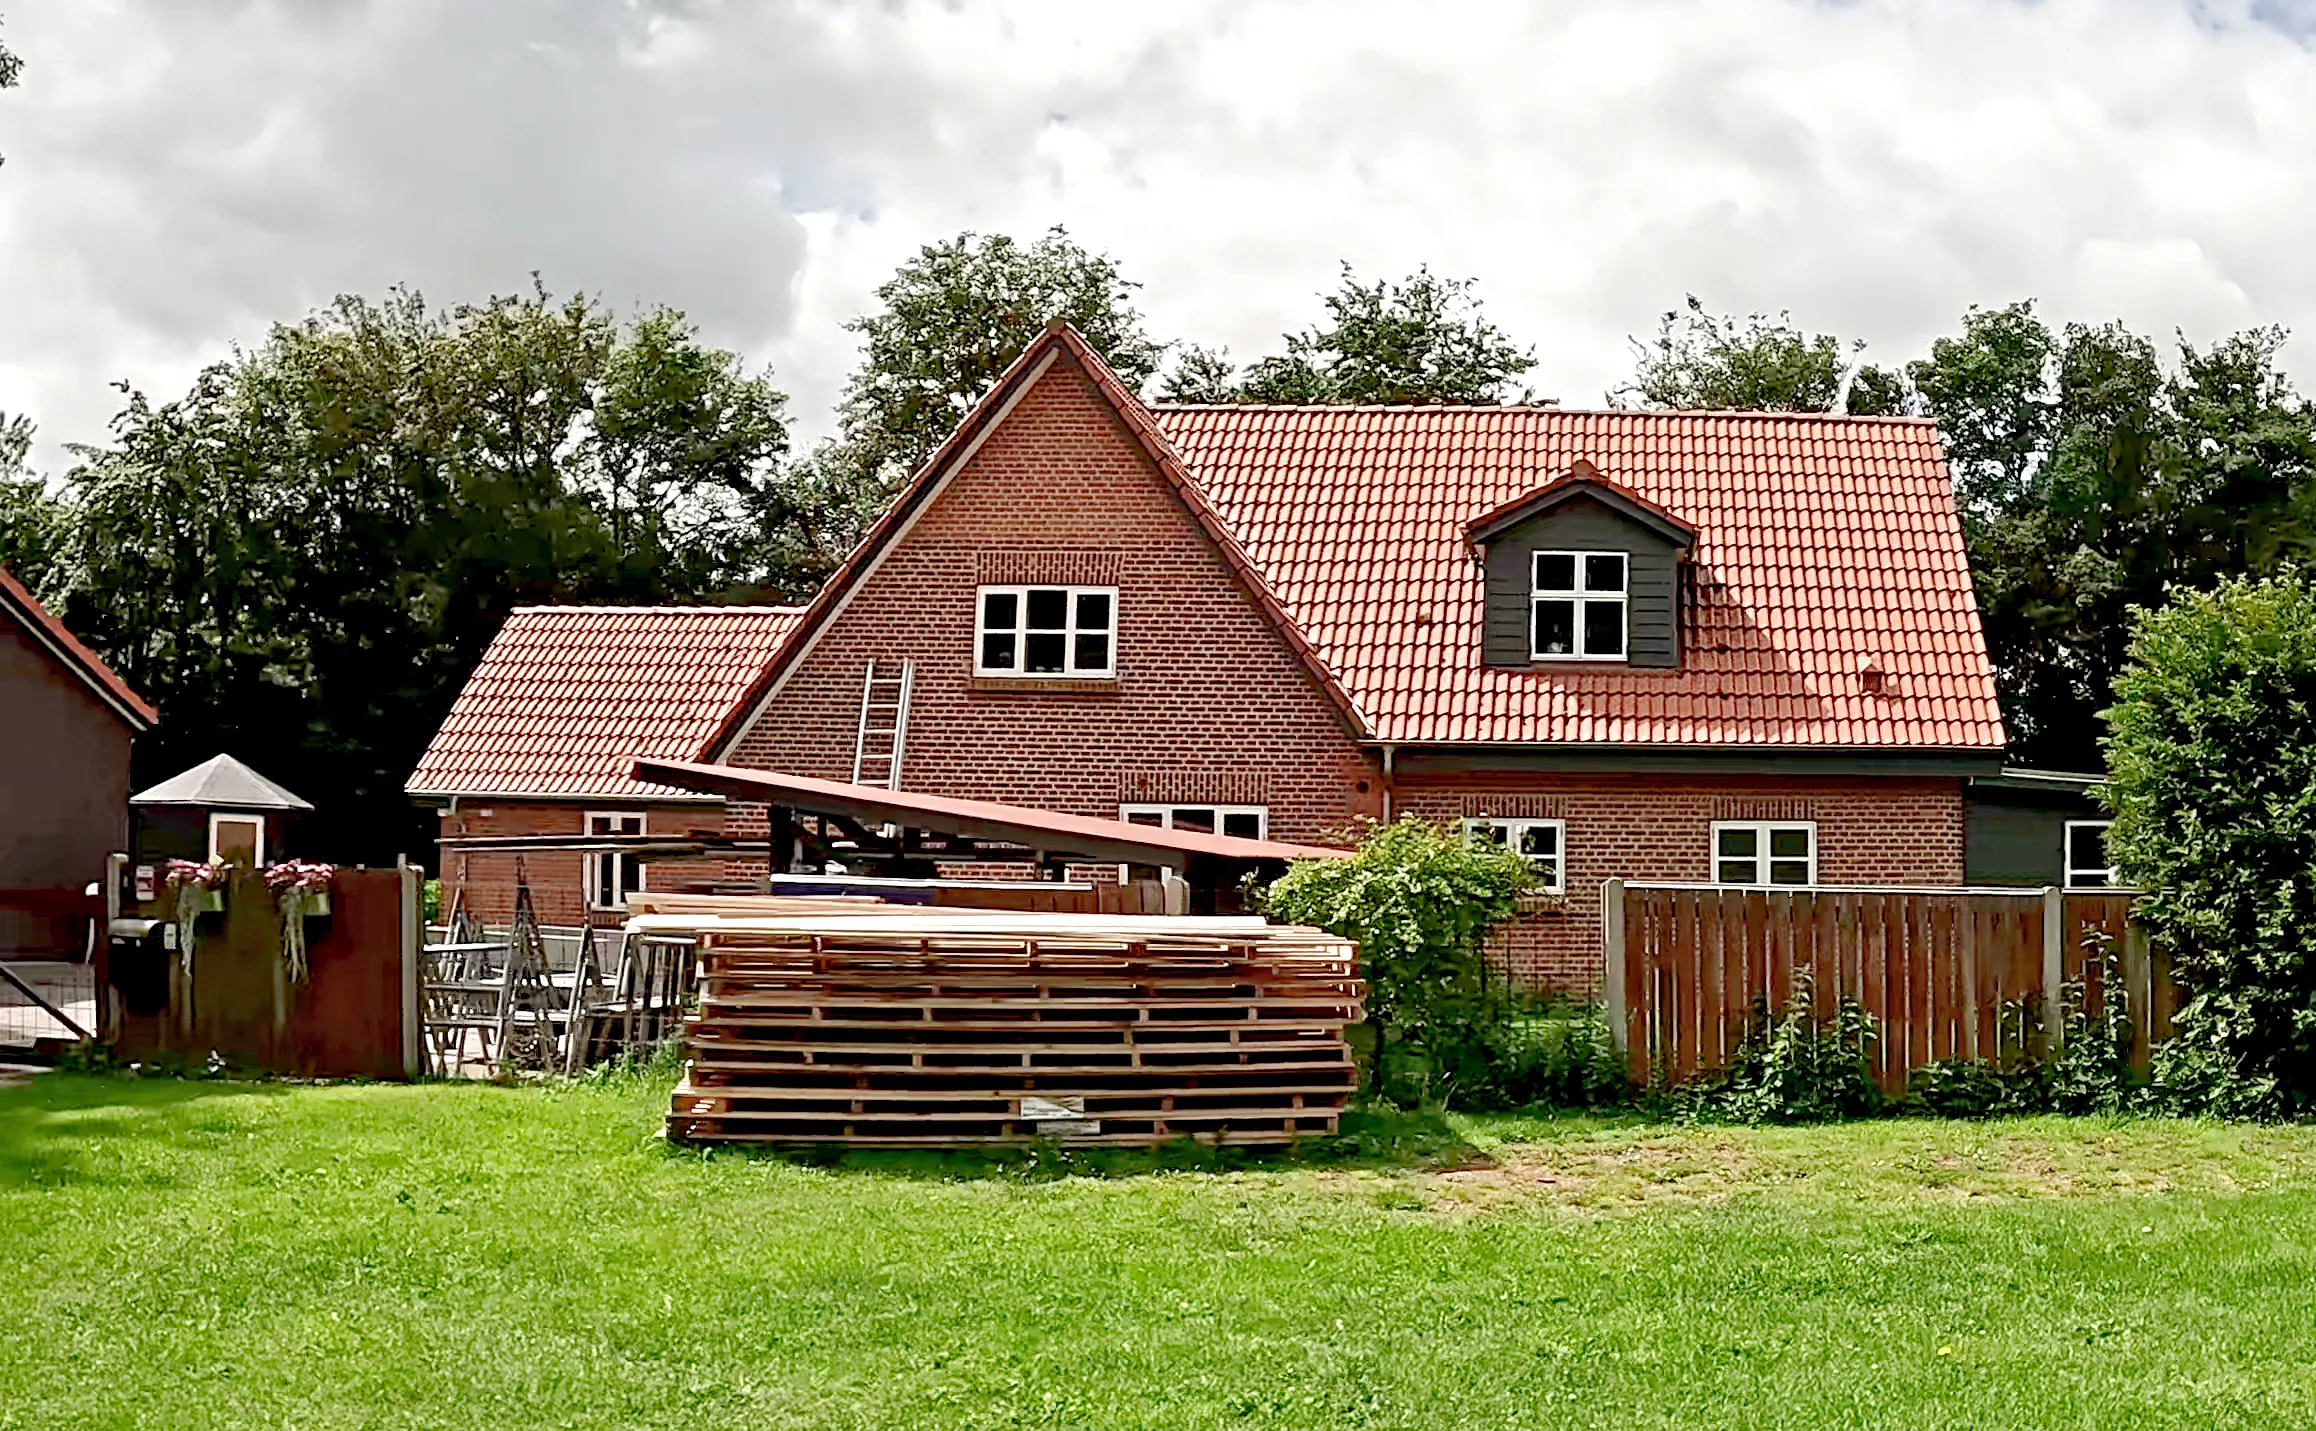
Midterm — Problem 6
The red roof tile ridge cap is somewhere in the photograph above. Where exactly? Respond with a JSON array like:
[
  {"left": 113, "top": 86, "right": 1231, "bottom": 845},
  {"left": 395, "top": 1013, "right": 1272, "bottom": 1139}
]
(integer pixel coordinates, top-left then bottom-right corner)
[{"left": 506, "top": 603, "right": 808, "bottom": 615}]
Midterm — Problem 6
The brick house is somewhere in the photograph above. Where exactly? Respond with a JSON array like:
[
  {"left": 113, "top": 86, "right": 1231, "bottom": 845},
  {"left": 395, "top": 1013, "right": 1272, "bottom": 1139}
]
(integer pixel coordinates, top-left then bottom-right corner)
[
  {"left": 406, "top": 605, "right": 800, "bottom": 925},
  {"left": 698, "top": 324, "right": 2005, "bottom": 991}
]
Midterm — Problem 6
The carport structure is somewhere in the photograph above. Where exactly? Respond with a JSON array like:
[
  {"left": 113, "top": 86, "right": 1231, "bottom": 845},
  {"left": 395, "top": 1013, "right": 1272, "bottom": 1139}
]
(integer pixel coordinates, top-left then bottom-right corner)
[
  {"left": 631, "top": 760, "right": 1349, "bottom": 912},
  {"left": 433, "top": 762, "right": 1348, "bottom": 913}
]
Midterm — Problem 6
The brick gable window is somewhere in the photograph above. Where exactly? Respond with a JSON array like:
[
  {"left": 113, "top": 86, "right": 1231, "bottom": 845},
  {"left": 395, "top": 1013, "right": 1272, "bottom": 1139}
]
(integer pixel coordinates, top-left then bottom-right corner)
[
  {"left": 977, "top": 585, "right": 1116, "bottom": 677},
  {"left": 1120, "top": 804, "right": 1266, "bottom": 839},
  {"left": 1713, "top": 820, "right": 1816, "bottom": 887},
  {"left": 1464, "top": 816, "right": 1565, "bottom": 895},
  {"left": 1532, "top": 551, "right": 1627, "bottom": 660}
]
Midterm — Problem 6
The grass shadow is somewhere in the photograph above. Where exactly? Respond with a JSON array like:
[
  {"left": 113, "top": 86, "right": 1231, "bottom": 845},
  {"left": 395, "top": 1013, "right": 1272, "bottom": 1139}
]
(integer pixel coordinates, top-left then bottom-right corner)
[
  {"left": 667, "top": 1103, "right": 1493, "bottom": 1182},
  {"left": 0, "top": 1069, "right": 297, "bottom": 1191}
]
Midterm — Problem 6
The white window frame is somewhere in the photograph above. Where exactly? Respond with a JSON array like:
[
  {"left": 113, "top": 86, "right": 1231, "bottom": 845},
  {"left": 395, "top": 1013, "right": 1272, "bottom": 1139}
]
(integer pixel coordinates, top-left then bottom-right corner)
[
  {"left": 975, "top": 584, "right": 1118, "bottom": 678},
  {"left": 585, "top": 811, "right": 645, "bottom": 912},
  {"left": 207, "top": 812, "right": 266, "bottom": 865},
  {"left": 1118, "top": 804, "right": 1268, "bottom": 840},
  {"left": 1711, "top": 820, "right": 1817, "bottom": 888},
  {"left": 1530, "top": 550, "right": 1629, "bottom": 662},
  {"left": 2064, "top": 820, "right": 2116, "bottom": 889},
  {"left": 1463, "top": 817, "right": 1567, "bottom": 895}
]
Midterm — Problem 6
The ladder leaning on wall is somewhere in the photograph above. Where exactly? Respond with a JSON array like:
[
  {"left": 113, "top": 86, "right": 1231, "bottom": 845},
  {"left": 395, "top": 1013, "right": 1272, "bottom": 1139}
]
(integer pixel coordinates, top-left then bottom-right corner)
[{"left": 851, "top": 658, "right": 916, "bottom": 790}]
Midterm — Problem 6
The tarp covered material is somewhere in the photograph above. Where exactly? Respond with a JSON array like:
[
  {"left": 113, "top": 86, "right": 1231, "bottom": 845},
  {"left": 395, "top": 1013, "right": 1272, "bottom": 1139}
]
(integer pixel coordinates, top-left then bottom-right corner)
[
  {"left": 130, "top": 753, "right": 313, "bottom": 811},
  {"left": 632, "top": 758, "right": 1352, "bottom": 870}
]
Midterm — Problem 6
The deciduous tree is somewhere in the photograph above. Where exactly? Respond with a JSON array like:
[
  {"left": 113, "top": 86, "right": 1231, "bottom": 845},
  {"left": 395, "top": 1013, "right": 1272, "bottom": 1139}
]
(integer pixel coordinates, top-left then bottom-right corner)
[
  {"left": 1620, "top": 294, "right": 1906, "bottom": 413},
  {"left": 60, "top": 284, "right": 795, "bottom": 862},
  {"left": 1227, "top": 265, "right": 1534, "bottom": 405},
  {"left": 839, "top": 229, "right": 1161, "bottom": 483}
]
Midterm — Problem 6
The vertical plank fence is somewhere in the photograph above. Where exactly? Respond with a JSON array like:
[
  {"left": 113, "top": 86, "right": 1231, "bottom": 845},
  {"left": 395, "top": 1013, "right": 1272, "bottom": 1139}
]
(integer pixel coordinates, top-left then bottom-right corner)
[{"left": 1602, "top": 882, "right": 2178, "bottom": 1095}]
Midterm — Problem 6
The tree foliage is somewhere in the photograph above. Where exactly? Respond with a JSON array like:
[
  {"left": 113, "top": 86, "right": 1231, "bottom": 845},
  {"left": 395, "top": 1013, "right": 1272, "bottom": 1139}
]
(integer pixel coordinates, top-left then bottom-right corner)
[
  {"left": 2104, "top": 573, "right": 2316, "bottom": 1118},
  {"left": 1214, "top": 265, "right": 1533, "bottom": 405},
  {"left": 54, "top": 284, "right": 797, "bottom": 862},
  {"left": 1926, "top": 313, "right": 2316, "bottom": 766},
  {"left": 1620, "top": 294, "right": 1907, "bottom": 414},
  {"left": 839, "top": 229, "right": 1162, "bottom": 483},
  {"left": 1260, "top": 816, "right": 1537, "bottom": 1106},
  {"left": 0, "top": 411, "right": 72, "bottom": 598}
]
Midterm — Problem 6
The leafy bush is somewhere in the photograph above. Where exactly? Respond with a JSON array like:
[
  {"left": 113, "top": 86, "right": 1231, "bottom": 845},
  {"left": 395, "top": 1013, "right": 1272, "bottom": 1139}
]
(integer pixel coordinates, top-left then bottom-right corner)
[
  {"left": 1460, "top": 1005, "right": 1629, "bottom": 1112},
  {"left": 2105, "top": 572, "right": 2316, "bottom": 1118},
  {"left": 1674, "top": 972, "right": 1882, "bottom": 1124},
  {"left": 1260, "top": 816, "right": 1545, "bottom": 1107}
]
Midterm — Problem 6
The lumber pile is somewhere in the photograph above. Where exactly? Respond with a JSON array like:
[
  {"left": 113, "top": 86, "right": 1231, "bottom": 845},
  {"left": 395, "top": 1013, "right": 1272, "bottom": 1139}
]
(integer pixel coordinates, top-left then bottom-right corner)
[{"left": 663, "top": 912, "right": 1365, "bottom": 1147}]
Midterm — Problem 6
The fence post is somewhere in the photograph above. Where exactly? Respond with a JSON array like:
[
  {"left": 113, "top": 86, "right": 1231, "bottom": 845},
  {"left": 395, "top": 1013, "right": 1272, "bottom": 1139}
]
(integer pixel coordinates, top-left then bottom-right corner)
[
  {"left": 1602, "top": 878, "right": 1627, "bottom": 1055},
  {"left": 398, "top": 856, "right": 424, "bottom": 1081},
  {"left": 2040, "top": 886, "right": 2064, "bottom": 1055}
]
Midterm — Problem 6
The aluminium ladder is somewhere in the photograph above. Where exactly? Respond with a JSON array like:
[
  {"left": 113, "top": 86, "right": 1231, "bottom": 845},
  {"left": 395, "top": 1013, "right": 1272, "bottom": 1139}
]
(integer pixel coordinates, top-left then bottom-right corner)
[{"left": 850, "top": 658, "right": 915, "bottom": 789}]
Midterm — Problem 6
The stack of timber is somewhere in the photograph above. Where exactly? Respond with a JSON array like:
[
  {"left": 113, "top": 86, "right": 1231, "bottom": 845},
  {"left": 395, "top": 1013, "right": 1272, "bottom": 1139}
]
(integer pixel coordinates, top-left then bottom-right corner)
[{"left": 664, "top": 911, "right": 1365, "bottom": 1148}]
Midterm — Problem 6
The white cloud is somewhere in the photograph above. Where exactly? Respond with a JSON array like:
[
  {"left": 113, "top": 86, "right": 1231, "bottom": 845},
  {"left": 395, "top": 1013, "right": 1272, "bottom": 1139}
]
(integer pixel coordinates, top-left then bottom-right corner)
[{"left": 3, "top": 0, "right": 2315, "bottom": 469}]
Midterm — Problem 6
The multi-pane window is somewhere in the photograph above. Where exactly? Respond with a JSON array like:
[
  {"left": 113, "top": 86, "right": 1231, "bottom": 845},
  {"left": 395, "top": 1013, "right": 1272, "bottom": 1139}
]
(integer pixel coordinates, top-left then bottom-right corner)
[
  {"left": 1713, "top": 821, "right": 1816, "bottom": 887},
  {"left": 977, "top": 585, "right": 1116, "bottom": 677},
  {"left": 1119, "top": 804, "right": 1266, "bottom": 840},
  {"left": 1464, "top": 817, "right": 1566, "bottom": 895},
  {"left": 2065, "top": 821, "right": 2115, "bottom": 888},
  {"left": 586, "top": 812, "right": 644, "bottom": 911},
  {"left": 1531, "top": 551, "right": 1628, "bottom": 660}
]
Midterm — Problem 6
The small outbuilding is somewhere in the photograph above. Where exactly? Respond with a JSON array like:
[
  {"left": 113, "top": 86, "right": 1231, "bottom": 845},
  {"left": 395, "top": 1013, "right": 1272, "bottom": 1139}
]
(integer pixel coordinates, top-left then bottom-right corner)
[
  {"left": 130, "top": 754, "right": 313, "bottom": 868},
  {"left": 1964, "top": 767, "right": 2112, "bottom": 889}
]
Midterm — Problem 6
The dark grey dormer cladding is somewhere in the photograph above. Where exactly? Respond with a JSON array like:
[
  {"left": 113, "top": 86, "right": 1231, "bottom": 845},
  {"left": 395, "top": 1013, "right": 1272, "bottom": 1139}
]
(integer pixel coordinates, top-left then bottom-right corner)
[{"left": 1479, "top": 494, "right": 1686, "bottom": 668}]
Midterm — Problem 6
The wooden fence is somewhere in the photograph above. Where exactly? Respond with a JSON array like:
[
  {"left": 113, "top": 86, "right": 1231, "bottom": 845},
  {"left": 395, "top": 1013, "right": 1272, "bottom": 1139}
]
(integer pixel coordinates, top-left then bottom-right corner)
[{"left": 1603, "top": 882, "right": 2181, "bottom": 1094}]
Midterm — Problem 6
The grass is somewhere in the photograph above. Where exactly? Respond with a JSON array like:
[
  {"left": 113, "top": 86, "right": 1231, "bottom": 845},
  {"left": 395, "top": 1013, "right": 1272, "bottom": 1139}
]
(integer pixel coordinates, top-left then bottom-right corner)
[{"left": 5, "top": 1072, "right": 2316, "bottom": 1430}]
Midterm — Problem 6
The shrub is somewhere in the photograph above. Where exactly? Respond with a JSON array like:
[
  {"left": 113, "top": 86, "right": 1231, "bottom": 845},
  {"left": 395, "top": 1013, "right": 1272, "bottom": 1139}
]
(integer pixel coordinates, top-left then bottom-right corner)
[
  {"left": 2105, "top": 572, "right": 2316, "bottom": 1118},
  {"left": 1259, "top": 815, "right": 1543, "bottom": 1107},
  {"left": 1675, "top": 972, "right": 1881, "bottom": 1124}
]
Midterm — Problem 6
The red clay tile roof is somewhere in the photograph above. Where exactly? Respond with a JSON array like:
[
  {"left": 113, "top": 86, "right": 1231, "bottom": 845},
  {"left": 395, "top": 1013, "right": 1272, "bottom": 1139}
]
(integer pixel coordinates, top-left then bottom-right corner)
[
  {"left": 1154, "top": 404, "right": 2004, "bottom": 749},
  {"left": 0, "top": 563, "right": 157, "bottom": 729},
  {"left": 408, "top": 606, "right": 804, "bottom": 800}
]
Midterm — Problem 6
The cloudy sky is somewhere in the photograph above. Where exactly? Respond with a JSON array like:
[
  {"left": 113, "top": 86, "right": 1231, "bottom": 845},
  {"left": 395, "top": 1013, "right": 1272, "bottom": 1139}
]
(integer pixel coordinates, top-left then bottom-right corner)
[{"left": 4, "top": 0, "right": 2315, "bottom": 469}]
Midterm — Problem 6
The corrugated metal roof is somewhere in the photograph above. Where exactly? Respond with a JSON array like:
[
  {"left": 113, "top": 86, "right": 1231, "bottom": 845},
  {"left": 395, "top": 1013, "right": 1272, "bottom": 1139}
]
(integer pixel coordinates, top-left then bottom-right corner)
[{"left": 407, "top": 606, "right": 804, "bottom": 800}]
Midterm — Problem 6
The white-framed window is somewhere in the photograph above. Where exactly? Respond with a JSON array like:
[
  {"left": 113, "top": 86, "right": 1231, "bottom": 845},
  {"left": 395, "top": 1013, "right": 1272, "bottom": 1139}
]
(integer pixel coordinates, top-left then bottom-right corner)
[
  {"left": 208, "top": 812, "right": 265, "bottom": 865},
  {"left": 2065, "top": 821, "right": 2115, "bottom": 888},
  {"left": 585, "top": 812, "right": 644, "bottom": 911},
  {"left": 1463, "top": 817, "right": 1566, "bottom": 895},
  {"left": 1531, "top": 550, "right": 1628, "bottom": 661},
  {"left": 1119, "top": 804, "right": 1267, "bottom": 840},
  {"left": 977, "top": 585, "right": 1117, "bottom": 677},
  {"left": 1712, "top": 821, "right": 1816, "bottom": 887}
]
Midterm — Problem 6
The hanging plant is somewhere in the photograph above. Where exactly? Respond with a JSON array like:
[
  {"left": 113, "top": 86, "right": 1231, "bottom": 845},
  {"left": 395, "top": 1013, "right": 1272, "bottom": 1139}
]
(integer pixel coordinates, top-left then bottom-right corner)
[
  {"left": 262, "top": 860, "right": 336, "bottom": 984},
  {"left": 161, "top": 859, "right": 230, "bottom": 976}
]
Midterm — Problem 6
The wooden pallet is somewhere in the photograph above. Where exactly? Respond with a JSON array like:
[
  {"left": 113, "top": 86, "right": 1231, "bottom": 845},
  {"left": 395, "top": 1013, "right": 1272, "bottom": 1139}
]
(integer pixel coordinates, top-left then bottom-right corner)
[{"left": 663, "top": 914, "right": 1364, "bottom": 1148}]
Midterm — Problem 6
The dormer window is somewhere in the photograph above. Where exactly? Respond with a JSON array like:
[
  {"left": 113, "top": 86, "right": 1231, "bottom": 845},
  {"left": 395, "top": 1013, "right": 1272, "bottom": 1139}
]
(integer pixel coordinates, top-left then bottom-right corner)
[{"left": 1531, "top": 551, "right": 1627, "bottom": 661}]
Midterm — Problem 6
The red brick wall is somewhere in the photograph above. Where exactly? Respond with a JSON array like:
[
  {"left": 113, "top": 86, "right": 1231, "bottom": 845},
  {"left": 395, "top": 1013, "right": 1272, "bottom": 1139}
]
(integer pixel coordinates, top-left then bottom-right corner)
[
  {"left": 727, "top": 356, "right": 1382, "bottom": 839},
  {"left": 432, "top": 800, "right": 732, "bottom": 927},
  {"left": 1396, "top": 771, "right": 1968, "bottom": 995}
]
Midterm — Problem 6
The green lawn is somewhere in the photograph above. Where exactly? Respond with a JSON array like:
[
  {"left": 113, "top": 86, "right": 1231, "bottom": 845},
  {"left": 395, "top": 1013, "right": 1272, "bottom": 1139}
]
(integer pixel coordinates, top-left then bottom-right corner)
[{"left": 5, "top": 1072, "right": 2316, "bottom": 1430}]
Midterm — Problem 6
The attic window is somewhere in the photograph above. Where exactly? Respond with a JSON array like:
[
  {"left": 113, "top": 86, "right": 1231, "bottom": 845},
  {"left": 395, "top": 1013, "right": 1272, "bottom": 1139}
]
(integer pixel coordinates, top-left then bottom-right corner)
[
  {"left": 1531, "top": 551, "right": 1627, "bottom": 661},
  {"left": 977, "top": 586, "right": 1116, "bottom": 678}
]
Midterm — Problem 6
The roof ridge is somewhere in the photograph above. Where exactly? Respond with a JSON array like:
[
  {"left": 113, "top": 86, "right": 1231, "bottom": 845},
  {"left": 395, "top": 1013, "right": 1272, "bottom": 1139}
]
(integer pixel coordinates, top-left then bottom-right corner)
[
  {"left": 507, "top": 604, "right": 809, "bottom": 615},
  {"left": 1152, "top": 402, "right": 1939, "bottom": 424}
]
